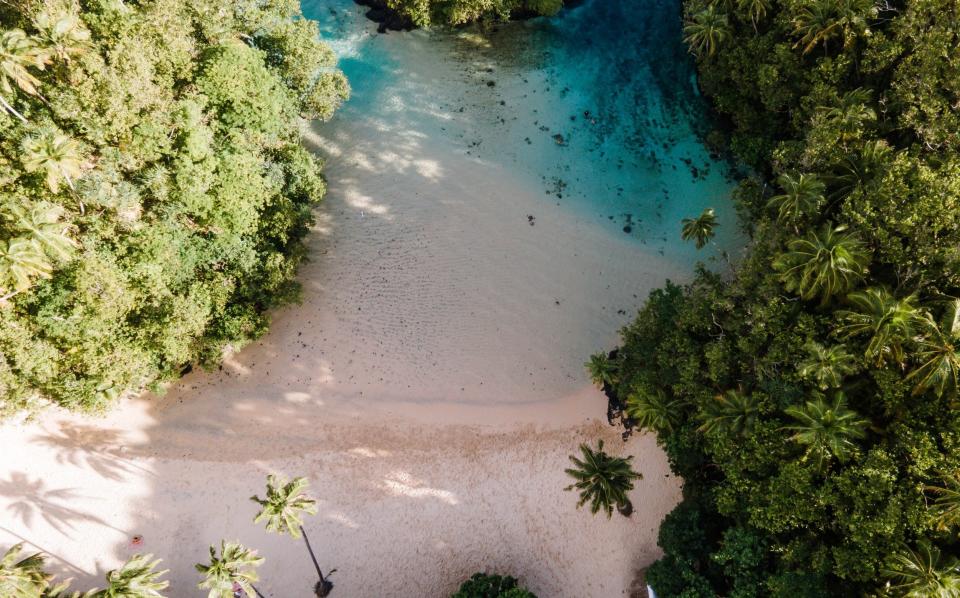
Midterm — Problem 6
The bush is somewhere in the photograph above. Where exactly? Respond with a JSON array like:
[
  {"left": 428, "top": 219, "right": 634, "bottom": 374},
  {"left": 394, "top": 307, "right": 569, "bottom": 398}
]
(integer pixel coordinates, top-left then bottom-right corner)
[{"left": 452, "top": 572, "right": 537, "bottom": 598}]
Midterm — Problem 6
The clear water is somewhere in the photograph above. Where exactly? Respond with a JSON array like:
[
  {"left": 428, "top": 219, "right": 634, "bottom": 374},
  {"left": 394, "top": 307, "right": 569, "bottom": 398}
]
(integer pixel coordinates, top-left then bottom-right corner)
[{"left": 302, "top": 0, "right": 739, "bottom": 260}]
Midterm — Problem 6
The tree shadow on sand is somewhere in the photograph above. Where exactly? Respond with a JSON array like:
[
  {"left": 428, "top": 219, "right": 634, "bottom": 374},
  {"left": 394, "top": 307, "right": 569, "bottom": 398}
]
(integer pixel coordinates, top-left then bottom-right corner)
[
  {"left": 0, "top": 472, "right": 125, "bottom": 537},
  {"left": 32, "top": 424, "right": 150, "bottom": 481}
]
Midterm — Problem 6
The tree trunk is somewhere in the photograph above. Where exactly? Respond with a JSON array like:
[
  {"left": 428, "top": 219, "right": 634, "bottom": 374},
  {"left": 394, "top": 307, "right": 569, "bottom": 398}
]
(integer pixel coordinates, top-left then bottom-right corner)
[
  {"left": 300, "top": 525, "right": 334, "bottom": 596},
  {"left": 0, "top": 94, "right": 27, "bottom": 123}
]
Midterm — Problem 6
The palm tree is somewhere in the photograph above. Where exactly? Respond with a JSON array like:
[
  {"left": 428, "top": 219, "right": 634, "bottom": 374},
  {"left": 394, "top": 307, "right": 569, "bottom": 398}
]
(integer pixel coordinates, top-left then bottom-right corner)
[
  {"left": 927, "top": 471, "right": 960, "bottom": 532},
  {"left": 0, "top": 29, "right": 48, "bottom": 122},
  {"left": 882, "top": 542, "right": 960, "bottom": 598},
  {"left": 21, "top": 128, "right": 84, "bottom": 194},
  {"left": 829, "top": 139, "right": 893, "bottom": 199},
  {"left": 680, "top": 207, "right": 718, "bottom": 249},
  {"left": 251, "top": 476, "right": 335, "bottom": 597},
  {"left": 784, "top": 392, "right": 868, "bottom": 470},
  {"left": 737, "top": 0, "right": 770, "bottom": 30},
  {"left": 767, "top": 173, "right": 825, "bottom": 224},
  {"left": 797, "top": 341, "right": 858, "bottom": 390},
  {"left": 772, "top": 224, "right": 869, "bottom": 305},
  {"left": 697, "top": 388, "right": 759, "bottom": 437},
  {"left": 0, "top": 236, "right": 53, "bottom": 297},
  {"left": 564, "top": 440, "right": 641, "bottom": 518},
  {"left": 833, "top": 0, "right": 877, "bottom": 49},
  {"left": 33, "top": 9, "right": 91, "bottom": 64},
  {"left": 792, "top": 0, "right": 874, "bottom": 55},
  {"left": 792, "top": 0, "right": 834, "bottom": 54},
  {"left": 196, "top": 541, "right": 263, "bottom": 598},
  {"left": 838, "top": 287, "right": 924, "bottom": 367},
  {"left": 94, "top": 554, "right": 168, "bottom": 598},
  {"left": 908, "top": 300, "right": 960, "bottom": 397},
  {"left": 624, "top": 388, "right": 683, "bottom": 434},
  {"left": 683, "top": 5, "right": 731, "bottom": 58},
  {"left": 7, "top": 202, "right": 77, "bottom": 262},
  {"left": 0, "top": 543, "right": 50, "bottom": 597},
  {"left": 585, "top": 352, "right": 618, "bottom": 388},
  {"left": 818, "top": 88, "right": 876, "bottom": 144}
]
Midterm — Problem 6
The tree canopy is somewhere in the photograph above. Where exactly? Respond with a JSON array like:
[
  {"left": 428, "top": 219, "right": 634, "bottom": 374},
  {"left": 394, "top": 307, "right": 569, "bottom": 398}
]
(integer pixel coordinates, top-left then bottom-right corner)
[
  {"left": 380, "top": 0, "right": 563, "bottom": 27},
  {"left": 599, "top": 0, "right": 960, "bottom": 595},
  {"left": 0, "top": 0, "right": 347, "bottom": 413}
]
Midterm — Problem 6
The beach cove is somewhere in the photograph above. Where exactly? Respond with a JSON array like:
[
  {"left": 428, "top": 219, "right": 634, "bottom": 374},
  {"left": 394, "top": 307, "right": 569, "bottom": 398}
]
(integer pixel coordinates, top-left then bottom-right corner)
[{"left": 0, "top": 1, "right": 739, "bottom": 595}]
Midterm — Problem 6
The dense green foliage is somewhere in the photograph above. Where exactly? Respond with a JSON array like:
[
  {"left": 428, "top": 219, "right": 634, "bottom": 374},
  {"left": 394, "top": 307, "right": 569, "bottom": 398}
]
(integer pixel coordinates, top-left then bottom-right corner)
[
  {"left": 451, "top": 573, "right": 537, "bottom": 598},
  {"left": 0, "top": 0, "right": 347, "bottom": 413},
  {"left": 384, "top": 0, "right": 563, "bottom": 27},
  {"left": 597, "top": 0, "right": 960, "bottom": 595}
]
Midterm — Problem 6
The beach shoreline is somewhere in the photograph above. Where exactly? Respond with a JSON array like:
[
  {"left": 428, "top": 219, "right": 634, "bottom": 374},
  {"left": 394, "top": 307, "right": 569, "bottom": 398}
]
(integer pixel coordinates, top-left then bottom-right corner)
[{"left": 0, "top": 90, "right": 687, "bottom": 597}]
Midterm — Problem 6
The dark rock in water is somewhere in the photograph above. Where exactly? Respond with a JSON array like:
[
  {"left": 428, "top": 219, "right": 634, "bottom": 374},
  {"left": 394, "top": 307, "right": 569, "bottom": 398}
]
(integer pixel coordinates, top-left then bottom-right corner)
[
  {"left": 353, "top": 0, "right": 415, "bottom": 32},
  {"left": 486, "top": 80, "right": 496, "bottom": 87},
  {"left": 622, "top": 225, "right": 632, "bottom": 233}
]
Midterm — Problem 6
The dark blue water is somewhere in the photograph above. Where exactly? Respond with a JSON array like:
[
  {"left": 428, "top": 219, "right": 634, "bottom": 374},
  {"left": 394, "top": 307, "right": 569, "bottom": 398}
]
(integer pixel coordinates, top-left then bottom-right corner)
[{"left": 303, "top": 0, "right": 738, "bottom": 260}]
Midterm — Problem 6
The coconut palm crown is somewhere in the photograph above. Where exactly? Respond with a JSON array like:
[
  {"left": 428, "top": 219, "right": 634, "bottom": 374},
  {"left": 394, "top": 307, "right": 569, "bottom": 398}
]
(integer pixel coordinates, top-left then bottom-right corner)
[
  {"left": 625, "top": 389, "right": 683, "bottom": 434},
  {"left": 767, "top": 173, "right": 825, "bottom": 224},
  {"left": 882, "top": 541, "right": 960, "bottom": 598},
  {"left": 196, "top": 541, "right": 262, "bottom": 598},
  {"left": 251, "top": 475, "right": 318, "bottom": 539},
  {"left": 585, "top": 351, "right": 618, "bottom": 388},
  {"left": 680, "top": 207, "right": 718, "bottom": 249},
  {"left": 0, "top": 543, "right": 51, "bottom": 597},
  {"left": 927, "top": 471, "right": 960, "bottom": 532},
  {"left": 784, "top": 392, "right": 868, "bottom": 470},
  {"left": 773, "top": 224, "right": 869, "bottom": 305},
  {"left": 683, "top": 5, "right": 731, "bottom": 57},
  {"left": 797, "top": 341, "right": 858, "bottom": 390},
  {"left": 909, "top": 299, "right": 960, "bottom": 398},
  {"left": 697, "top": 388, "right": 760, "bottom": 438},
  {"left": 565, "top": 440, "right": 641, "bottom": 518},
  {"left": 21, "top": 127, "right": 84, "bottom": 194},
  {"left": 838, "top": 287, "right": 924, "bottom": 367},
  {"left": 95, "top": 554, "right": 168, "bottom": 598},
  {"left": 0, "top": 29, "right": 48, "bottom": 121}
]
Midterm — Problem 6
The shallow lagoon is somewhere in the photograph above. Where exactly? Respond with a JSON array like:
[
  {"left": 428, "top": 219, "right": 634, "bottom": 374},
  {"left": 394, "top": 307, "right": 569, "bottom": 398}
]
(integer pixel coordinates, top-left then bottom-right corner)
[{"left": 304, "top": 0, "right": 739, "bottom": 261}]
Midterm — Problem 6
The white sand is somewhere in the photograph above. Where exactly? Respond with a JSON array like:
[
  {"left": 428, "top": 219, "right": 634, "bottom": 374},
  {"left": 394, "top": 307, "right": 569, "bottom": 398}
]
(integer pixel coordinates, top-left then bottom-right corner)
[{"left": 0, "top": 18, "right": 692, "bottom": 598}]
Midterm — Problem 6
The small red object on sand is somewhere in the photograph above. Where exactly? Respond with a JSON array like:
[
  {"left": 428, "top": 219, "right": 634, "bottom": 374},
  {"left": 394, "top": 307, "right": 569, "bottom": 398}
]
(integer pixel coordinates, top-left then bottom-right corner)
[{"left": 131, "top": 535, "right": 143, "bottom": 547}]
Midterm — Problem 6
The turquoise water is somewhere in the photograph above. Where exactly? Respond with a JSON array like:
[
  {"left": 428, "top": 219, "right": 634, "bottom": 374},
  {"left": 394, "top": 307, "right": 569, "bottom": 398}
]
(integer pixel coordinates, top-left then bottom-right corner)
[{"left": 303, "top": 0, "right": 738, "bottom": 260}]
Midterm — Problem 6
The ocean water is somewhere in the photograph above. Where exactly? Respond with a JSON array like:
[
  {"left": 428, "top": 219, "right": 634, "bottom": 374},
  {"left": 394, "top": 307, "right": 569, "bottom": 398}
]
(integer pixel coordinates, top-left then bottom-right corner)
[{"left": 302, "top": 0, "right": 739, "bottom": 261}]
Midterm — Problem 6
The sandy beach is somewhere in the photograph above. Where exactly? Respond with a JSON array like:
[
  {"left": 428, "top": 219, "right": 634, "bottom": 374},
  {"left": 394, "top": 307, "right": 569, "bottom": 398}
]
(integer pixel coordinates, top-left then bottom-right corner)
[
  {"left": 0, "top": 7, "right": 722, "bottom": 597},
  {"left": 0, "top": 102, "right": 683, "bottom": 598}
]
